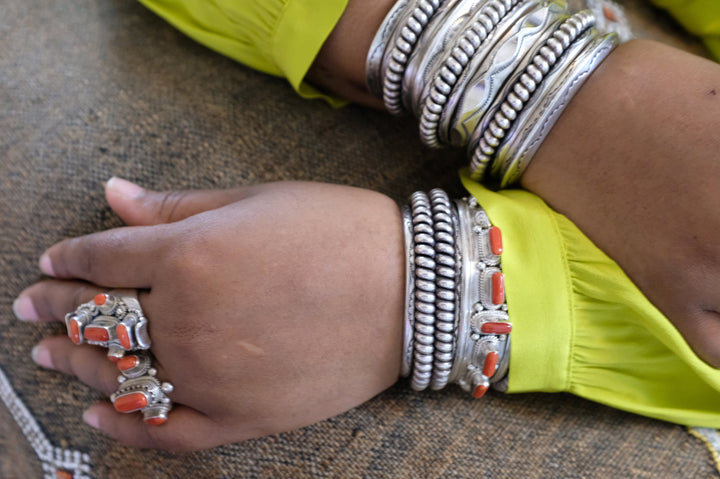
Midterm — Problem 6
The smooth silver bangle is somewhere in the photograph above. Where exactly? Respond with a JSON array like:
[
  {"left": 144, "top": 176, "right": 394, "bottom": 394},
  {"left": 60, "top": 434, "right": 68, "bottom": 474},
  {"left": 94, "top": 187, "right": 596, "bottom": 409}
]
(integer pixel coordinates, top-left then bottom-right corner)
[
  {"left": 468, "top": 9, "right": 596, "bottom": 181},
  {"left": 429, "top": 189, "right": 459, "bottom": 391},
  {"left": 410, "top": 191, "right": 437, "bottom": 391},
  {"left": 401, "top": 206, "right": 415, "bottom": 378},
  {"left": 418, "top": 0, "right": 522, "bottom": 148},
  {"left": 382, "top": 0, "right": 444, "bottom": 116},
  {"left": 491, "top": 30, "right": 618, "bottom": 186},
  {"left": 440, "top": 0, "right": 567, "bottom": 148}
]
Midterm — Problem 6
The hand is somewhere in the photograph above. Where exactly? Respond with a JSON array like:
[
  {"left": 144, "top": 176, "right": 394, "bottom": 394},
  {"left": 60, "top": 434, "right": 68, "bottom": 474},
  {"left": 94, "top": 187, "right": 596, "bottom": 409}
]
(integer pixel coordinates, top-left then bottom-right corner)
[
  {"left": 523, "top": 40, "right": 720, "bottom": 367},
  {"left": 13, "top": 179, "right": 405, "bottom": 451}
]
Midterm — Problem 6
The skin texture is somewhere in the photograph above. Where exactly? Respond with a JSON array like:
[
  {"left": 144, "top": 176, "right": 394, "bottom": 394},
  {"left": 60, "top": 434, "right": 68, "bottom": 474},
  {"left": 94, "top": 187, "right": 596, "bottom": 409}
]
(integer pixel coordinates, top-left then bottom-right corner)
[
  {"left": 13, "top": 0, "right": 720, "bottom": 452},
  {"left": 16, "top": 179, "right": 404, "bottom": 451},
  {"left": 310, "top": 2, "right": 720, "bottom": 367}
]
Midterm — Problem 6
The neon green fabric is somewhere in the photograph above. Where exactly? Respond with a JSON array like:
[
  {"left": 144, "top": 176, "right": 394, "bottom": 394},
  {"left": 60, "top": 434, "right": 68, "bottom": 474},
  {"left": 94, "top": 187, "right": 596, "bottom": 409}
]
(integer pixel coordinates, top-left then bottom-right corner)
[
  {"left": 137, "top": 0, "right": 349, "bottom": 106},
  {"left": 461, "top": 171, "right": 720, "bottom": 427},
  {"left": 650, "top": 0, "right": 720, "bottom": 59}
]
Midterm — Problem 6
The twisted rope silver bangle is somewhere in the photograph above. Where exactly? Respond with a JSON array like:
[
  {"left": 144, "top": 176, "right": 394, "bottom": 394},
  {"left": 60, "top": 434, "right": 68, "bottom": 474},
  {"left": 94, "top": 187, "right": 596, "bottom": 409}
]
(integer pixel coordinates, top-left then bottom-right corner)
[
  {"left": 468, "top": 9, "right": 596, "bottom": 180},
  {"left": 410, "top": 191, "right": 437, "bottom": 391},
  {"left": 441, "top": 0, "right": 567, "bottom": 148},
  {"left": 492, "top": 30, "right": 618, "bottom": 186},
  {"left": 382, "top": 0, "right": 444, "bottom": 116},
  {"left": 418, "top": 0, "right": 522, "bottom": 148},
  {"left": 429, "top": 189, "right": 460, "bottom": 390},
  {"left": 401, "top": 206, "right": 416, "bottom": 378}
]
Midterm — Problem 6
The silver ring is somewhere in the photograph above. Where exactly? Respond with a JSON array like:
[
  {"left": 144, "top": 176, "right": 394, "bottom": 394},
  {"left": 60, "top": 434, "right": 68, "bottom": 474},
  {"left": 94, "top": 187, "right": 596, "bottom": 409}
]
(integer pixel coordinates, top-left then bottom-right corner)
[{"left": 65, "top": 289, "right": 174, "bottom": 425}]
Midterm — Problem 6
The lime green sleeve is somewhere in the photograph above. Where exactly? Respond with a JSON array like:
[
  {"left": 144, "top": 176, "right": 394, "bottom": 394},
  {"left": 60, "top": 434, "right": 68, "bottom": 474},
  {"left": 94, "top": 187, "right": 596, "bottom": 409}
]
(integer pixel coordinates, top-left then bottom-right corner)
[
  {"left": 137, "top": 0, "right": 349, "bottom": 106},
  {"left": 650, "top": 0, "right": 720, "bottom": 59},
  {"left": 461, "top": 171, "right": 720, "bottom": 427}
]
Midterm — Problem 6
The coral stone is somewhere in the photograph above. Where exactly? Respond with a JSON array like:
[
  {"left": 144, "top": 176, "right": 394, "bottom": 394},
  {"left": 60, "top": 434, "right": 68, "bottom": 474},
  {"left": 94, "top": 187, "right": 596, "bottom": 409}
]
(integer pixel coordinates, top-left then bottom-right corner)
[
  {"left": 68, "top": 319, "right": 82, "bottom": 345},
  {"left": 480, "top": 322, "right": 512, "bottom": 335},
  {"left": 84, "top": 326, "right": 109, "bottom": 342},
  {"left": 117, "top": 355, "right": 139, "bottom": 371},
  {"left": 145, "top": 417, "right": 167, "bottom": 426},
  {"left": 114, "top": 392, "right": 148, "bottom": 413},
  {"left": 93, "top": 293, "right": 108, "bottom": 306},
  {"left": 489, "top": 226, "right": 503, "bottom": 255},
  {"left": 491, "top": 272, "right": 505, "bottom": 305},
  {"left": 482, "top": 352, "right": 499, "bottom": 378},
  {"left": 472, "top": 384, "right": 489, "bottom": 399},
  {"left": 117, "top": 323, "right": 132, "bottom": 350},
  {"left": 56, "top": 471, "right": 74, "bottom": 479}
]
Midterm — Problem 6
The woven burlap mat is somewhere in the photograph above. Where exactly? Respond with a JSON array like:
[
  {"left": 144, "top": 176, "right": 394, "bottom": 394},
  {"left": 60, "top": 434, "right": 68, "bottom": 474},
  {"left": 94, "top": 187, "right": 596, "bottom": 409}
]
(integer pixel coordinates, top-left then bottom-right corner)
[{"left": 1, "top": 0, "right": 716, "bottom": 477}]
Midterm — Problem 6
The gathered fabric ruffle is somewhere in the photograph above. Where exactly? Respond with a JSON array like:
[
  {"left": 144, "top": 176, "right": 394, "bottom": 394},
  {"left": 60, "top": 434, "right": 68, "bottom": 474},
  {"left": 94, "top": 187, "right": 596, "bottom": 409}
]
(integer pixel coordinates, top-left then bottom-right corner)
[{"left": 461, "top": 171, "right": 720, "bottom": 427}]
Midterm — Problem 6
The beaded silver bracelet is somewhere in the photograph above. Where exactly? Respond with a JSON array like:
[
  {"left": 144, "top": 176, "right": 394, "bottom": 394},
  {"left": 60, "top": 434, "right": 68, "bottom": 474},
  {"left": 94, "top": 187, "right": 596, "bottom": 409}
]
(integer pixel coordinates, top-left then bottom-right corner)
[
  {"left": 468, "top": 9, "right": 596, "bottom": 180},
  {"left": 382, "top": 0, "right": 444, "bottom": 116},
  {"left": 428, "top": 189, "right": 460, "bottom": 390},
  {"left": 404, "top": 190, "right": 510, "bottom": 397},
  {"left": 409, "top": 191, "right": 437, "bottom": 391}
]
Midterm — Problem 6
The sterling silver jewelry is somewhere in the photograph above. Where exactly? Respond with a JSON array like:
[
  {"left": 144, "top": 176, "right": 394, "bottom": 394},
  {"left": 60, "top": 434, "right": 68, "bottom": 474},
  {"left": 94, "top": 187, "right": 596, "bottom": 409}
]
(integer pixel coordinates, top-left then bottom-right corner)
[
  {"left": 402, "top": 0, "right": 484, "bottom": 118},
  {"left": 468, "top": 9, "right": 597, "bottom": 180},
  {"left": 367, "top": 0, "right": 411, "bottom": 98},
  {"left": 491, "top": 29, "right": 618, "bottom": 185},
  {"left": 65, "top": 290, "right": 174, "bottom": 425},
  {"left": 65, "top": 290, "right": 151, "bottom": 361},
  {"left": 440, "top": 0, "right": 567, "bottom": 148},
  {"left": 401, "top": 206, "right": 416, "bottom": 378},
  {"left": 450, "top": 197, "right": 510, "bottom": 398},
  {"left": 112, "top": 351, "right": 174, "bottom": 425},
  {"left": 429, "top": 189, "right": 460, "bottom": 390},
  {"left": 410, "top": 191, "right": 437, "bottom": 391},
  {"left": 419, "top": 0, "right": 522, "bottom": 148},
  {"left": 382, "top": 0, "right": 444, "bottom": 115}
]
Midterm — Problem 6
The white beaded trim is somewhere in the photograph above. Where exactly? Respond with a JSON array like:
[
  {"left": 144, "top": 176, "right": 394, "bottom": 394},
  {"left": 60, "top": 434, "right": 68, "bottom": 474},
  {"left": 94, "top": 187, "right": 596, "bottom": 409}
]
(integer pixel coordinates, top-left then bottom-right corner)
[{"left": 0, "top": 365, "right": 92, "bottom": 479}]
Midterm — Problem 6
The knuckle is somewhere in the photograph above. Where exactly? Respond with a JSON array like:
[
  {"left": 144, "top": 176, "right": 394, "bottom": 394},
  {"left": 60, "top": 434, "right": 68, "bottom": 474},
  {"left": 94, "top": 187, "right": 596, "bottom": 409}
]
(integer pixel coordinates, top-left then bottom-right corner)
[{"left": 156, "top": 190, "right": 190, "bottom": 224}]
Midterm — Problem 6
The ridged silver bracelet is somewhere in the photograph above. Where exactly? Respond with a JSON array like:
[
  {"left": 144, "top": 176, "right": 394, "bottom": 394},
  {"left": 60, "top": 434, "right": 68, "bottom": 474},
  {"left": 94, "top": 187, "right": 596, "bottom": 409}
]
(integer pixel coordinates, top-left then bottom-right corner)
[
  {"left": 409, "top": 191, "right": 437, "bottom": 391},
  {"left": 491, "top": 29, "right": 619, "bottom": 186},
  {"left": 441, "top": 0, "right": 566, "bottom": 148},
  {"left": 418, "top": 0, "right": 523, "bottom": 148},
  {"left": 468, "top": 9, "right": 596, "bottom": 180},
  {"left": 429, "top": 189, "right": 460, "bottom": 390},
  {"left": 382, "top": 0, "right": 444, "bottom": 116}
]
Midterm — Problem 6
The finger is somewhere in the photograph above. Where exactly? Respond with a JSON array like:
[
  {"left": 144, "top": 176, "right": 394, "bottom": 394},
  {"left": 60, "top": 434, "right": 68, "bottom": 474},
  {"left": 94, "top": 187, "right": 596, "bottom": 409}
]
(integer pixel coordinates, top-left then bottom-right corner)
[
  {"left": 14, "top": 280, "right": 103, "bottom": 323},
  {"left": 82, "top": 402, "right": 231, "bottom": 452},
  {"left": 105, "top": 177, "right": 254, "bottom": 226},
  {"left": 39, "top": 224, "right": 169, "bottom": 287},
  {"left": 33, "top": 336, "right": 121, "bottom": 395}
]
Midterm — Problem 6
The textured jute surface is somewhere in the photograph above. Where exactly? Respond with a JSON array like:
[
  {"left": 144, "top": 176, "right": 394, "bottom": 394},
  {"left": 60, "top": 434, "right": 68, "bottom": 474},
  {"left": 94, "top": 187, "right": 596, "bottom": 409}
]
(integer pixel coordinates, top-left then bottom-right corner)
[{"left": 0, "top": 0, "right": 716, "bottom": 477}]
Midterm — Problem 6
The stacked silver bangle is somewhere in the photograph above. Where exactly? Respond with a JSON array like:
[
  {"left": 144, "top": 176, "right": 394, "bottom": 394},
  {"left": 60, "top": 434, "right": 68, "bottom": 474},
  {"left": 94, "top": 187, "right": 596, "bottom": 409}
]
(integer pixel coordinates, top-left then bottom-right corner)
[
  {"left": 402, "top": 189, "right": 511, "bottom": 397},
  {"left": 368, "top": 0, "right": 626, "bottom": 185}
]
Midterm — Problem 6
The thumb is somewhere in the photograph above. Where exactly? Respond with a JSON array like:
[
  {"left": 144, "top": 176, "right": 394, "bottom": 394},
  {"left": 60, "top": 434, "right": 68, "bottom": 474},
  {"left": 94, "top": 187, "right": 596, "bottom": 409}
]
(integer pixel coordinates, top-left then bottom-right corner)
[{"left": 105, "top": 177, "right": 250, "bottom": 226}]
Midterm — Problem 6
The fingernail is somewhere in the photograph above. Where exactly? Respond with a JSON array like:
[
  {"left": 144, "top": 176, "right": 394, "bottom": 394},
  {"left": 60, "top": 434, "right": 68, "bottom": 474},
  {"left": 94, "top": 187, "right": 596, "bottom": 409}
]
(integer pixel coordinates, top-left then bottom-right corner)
[
  {"left": 83, "top": 408, "right": 101, "bottom": 429},
  {"left": 39, "top": 253, "right": 55, "bottom": 276},
  {"left": 106, "top": 177, "right": 145, "bottom": 200},
  {"left": 13, "top": 296, "right": 39, "bottom": 321},
  {"left": 31, "top": 344, "right": 53, "bottom": 369}
]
